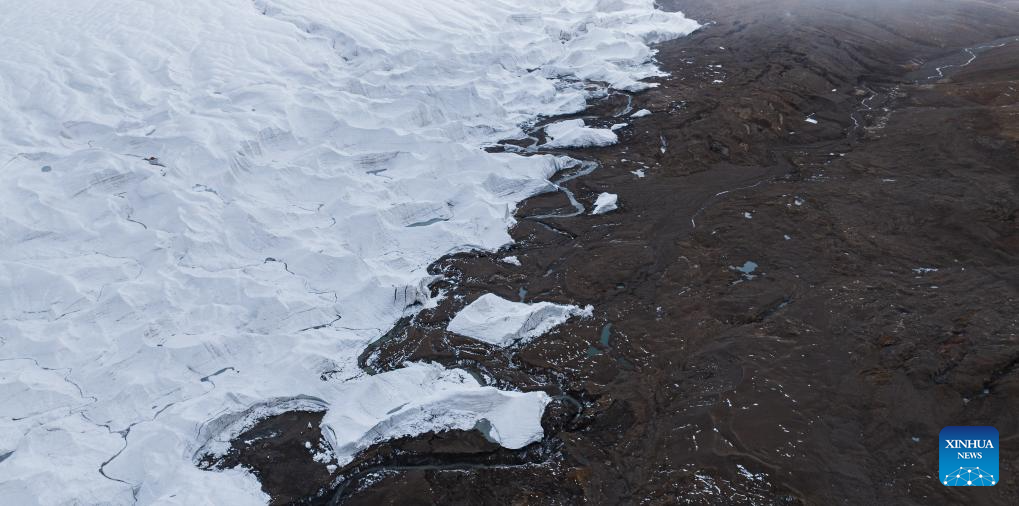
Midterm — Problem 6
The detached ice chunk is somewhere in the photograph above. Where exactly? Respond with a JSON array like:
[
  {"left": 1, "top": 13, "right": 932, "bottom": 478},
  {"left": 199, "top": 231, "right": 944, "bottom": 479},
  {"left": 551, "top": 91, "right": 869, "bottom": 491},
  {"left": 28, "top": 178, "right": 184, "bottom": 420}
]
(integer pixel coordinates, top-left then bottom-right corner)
[
  {"left": 448, "top": 293, "right": 592, "bottom": 347},
  {"left": 321, "top": 363, "right": 550, "bottom": 463},
  {"left": 630, "top": 109, "right": 652, "bottom": 118},
  {"left": 592, "top": 193, "right": 619, "bottom": 214},
  {"left": 543, "top": 119, "right": 618, "bottom": 148}
]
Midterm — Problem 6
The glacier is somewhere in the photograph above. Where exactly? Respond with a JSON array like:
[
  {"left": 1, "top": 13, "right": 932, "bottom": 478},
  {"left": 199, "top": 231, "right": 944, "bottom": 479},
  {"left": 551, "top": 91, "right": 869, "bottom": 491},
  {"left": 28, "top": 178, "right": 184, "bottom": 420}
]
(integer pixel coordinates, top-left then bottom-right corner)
[{"left": 0, "top": 0, "right": 698, "bottom": 503}]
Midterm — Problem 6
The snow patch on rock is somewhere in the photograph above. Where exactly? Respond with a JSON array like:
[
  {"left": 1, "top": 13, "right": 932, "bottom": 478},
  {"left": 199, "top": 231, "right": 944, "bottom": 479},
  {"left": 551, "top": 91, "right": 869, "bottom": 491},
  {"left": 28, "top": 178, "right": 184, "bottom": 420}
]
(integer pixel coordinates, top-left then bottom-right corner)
[
  {"left": 592, "top": 193, "right": 620, "bottom": 214},
  {"left": 543, "top": 119, "right": 619, "bottom": 148},
  {"left": 448, "top": 294, "right": 592, "bottom": 347}
]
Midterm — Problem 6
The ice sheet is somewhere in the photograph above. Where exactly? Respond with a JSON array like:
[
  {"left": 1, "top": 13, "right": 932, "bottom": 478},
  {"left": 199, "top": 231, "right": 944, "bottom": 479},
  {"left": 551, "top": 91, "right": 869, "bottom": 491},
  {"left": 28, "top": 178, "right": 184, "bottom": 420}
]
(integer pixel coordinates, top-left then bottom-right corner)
[{"left": 0, "top": 0, "right": 698, "bottom": 503}]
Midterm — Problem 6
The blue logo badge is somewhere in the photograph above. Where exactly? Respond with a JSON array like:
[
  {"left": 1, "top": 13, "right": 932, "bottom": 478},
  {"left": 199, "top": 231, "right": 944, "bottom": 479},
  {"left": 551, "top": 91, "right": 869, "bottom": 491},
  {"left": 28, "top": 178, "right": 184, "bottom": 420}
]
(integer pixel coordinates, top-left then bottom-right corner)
[{"left": 940, "top": 426, "right": 999, "bottom": 486}]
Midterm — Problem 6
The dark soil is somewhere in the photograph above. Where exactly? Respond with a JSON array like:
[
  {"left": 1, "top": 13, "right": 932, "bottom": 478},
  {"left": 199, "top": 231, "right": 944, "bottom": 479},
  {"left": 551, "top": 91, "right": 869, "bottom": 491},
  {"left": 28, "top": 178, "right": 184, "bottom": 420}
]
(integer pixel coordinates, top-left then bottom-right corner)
[{"left": 202, "top": 1, "right": 1019, "bottom": 504}]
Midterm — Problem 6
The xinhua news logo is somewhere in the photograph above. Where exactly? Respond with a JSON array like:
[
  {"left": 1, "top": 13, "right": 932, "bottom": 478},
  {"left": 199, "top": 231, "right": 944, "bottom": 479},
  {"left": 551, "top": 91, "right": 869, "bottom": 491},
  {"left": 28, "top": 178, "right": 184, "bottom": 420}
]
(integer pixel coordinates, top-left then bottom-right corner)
[{"left": 940, "top": 426, "right": 999, "bottom": 486}]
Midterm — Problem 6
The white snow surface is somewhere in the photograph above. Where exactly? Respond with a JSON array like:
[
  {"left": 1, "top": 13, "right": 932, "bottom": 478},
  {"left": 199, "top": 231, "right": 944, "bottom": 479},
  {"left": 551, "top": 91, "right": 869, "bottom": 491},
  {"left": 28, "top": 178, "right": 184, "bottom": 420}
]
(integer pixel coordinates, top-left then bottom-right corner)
[
  {"left": 448, "top": 294, "right": 592, "bottom": 347},
  {"left": 592, "top": 192, "right": 620, "bottom": 214},
  {"left": 543, "top": 119, "right": 620, "bottom": 148},
  {"left": 631, "top": 108, "right": 653, "bottom": 118},
  {"left": 0, "top": 0, "right": 698, "bottom": 503}
]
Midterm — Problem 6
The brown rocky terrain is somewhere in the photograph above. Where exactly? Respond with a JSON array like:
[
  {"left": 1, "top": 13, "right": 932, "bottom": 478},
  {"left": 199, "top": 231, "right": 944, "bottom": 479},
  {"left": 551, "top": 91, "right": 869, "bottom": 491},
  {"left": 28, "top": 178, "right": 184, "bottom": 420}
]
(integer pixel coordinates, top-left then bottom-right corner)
[{"left": 201, "top": 1, "right": 1019, "bottom": 504}]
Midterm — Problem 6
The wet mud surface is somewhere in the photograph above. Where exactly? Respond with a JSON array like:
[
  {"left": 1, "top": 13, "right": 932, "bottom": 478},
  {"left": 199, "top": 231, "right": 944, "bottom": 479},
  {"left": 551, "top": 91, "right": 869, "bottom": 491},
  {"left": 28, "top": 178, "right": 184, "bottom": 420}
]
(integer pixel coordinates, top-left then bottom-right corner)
[{"left": 202, "top": 0, "right": 1019, "bottom": 503}]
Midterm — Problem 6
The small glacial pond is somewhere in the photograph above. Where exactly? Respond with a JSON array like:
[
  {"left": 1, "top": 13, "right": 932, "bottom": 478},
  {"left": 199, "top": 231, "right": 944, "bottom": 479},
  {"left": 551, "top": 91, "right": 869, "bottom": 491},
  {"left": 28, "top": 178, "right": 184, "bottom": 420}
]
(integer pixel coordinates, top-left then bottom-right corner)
[{"left": 737, "top": 261, "right": 758, "bottom": 275}]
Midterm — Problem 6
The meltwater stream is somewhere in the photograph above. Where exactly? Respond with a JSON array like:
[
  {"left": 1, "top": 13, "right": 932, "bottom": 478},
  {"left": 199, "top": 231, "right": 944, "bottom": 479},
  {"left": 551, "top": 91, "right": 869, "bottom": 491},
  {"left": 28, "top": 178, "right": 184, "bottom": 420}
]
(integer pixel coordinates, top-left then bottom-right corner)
[{"left": 923, "top": 35, "right": 1019, "bottom": 81}]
